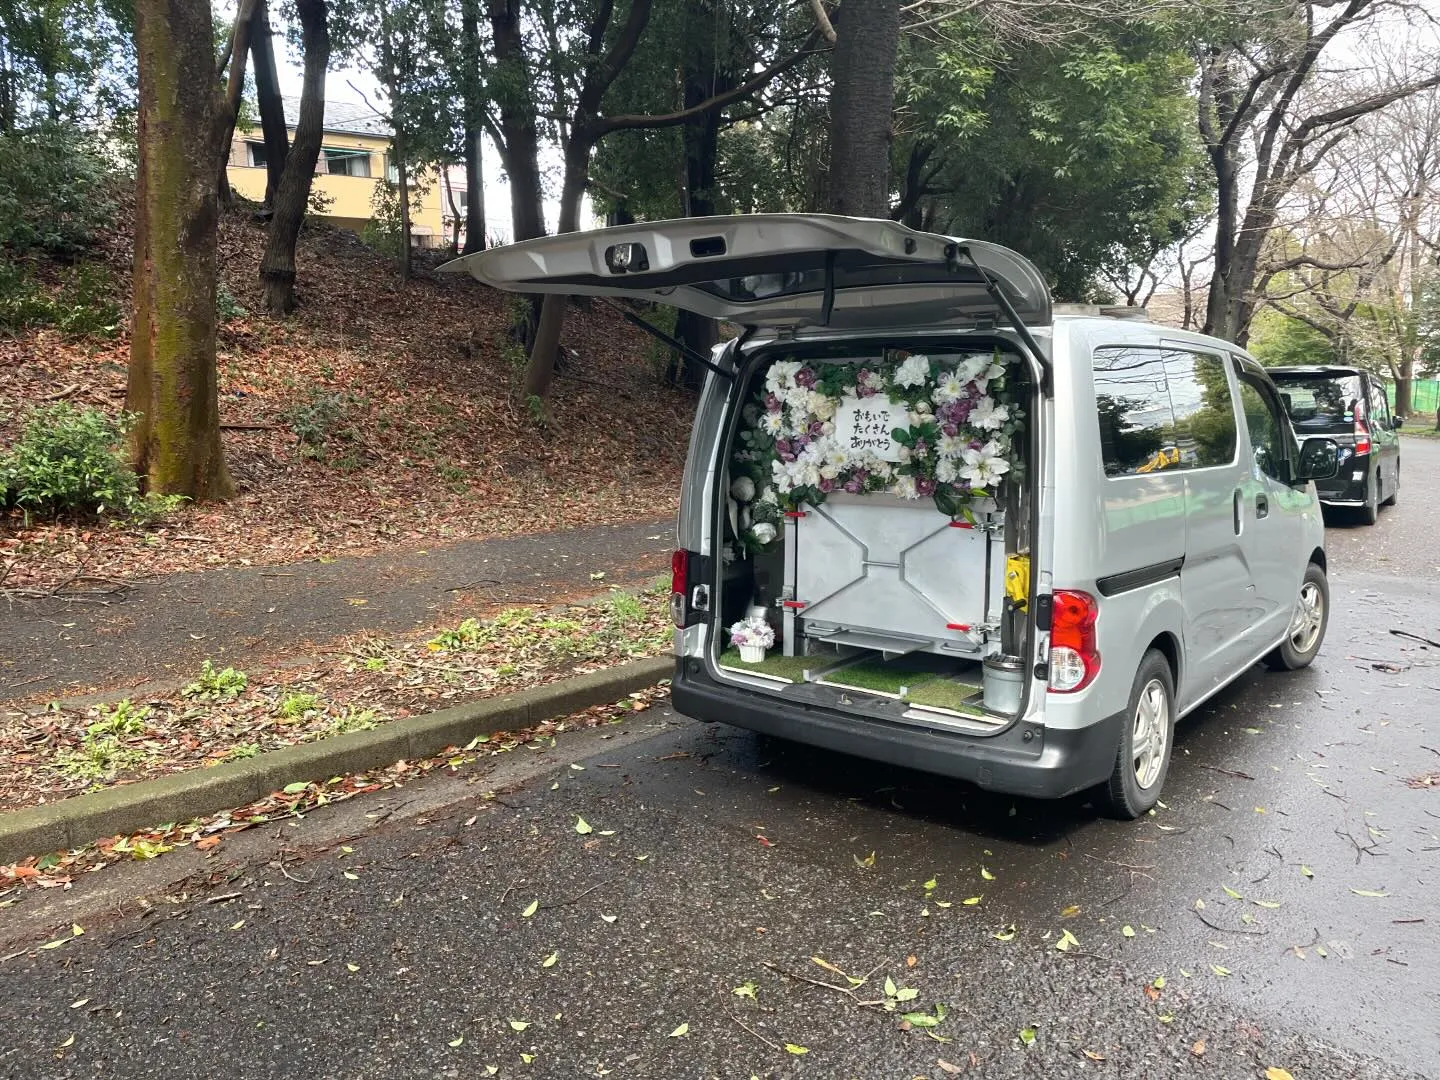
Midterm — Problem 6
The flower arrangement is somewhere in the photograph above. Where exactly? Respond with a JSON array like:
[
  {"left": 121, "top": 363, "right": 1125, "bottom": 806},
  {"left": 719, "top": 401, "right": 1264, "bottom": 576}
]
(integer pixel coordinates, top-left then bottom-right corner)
[
  {"left": 727, "top": 350, "right": 1022, "bottom": 550},
  {"left": 728, "top": 615, "right": 776, "bottom": 661}
]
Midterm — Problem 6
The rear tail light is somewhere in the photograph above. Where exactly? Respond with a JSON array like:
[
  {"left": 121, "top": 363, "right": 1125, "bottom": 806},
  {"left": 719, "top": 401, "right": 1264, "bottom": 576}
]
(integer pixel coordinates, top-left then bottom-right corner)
[
  {"left": 1048, "top": 589, "right": 1100, "bottom": 693},
  {"left": 670, "top": 550, "right": 689, "bottom": 628},
  {"left": 1354, "top": 417, "right": 1372, "bottom": 455}
]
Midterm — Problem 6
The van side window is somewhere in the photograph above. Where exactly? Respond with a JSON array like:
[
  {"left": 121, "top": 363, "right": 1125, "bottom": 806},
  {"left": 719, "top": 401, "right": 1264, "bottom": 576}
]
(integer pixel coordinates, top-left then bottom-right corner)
[
  {"left": 1232, "top": 363, "right": 1290, "bottom": 483},
  {"left": 1367, "top": 379, "right": 1390, "bottom": 425},
  {"left": 1093, "top": 347, "right": 1171, "bottom": 476},
  {"left": 1163, "top": 349, "right": 1237, "bottom": 468}
]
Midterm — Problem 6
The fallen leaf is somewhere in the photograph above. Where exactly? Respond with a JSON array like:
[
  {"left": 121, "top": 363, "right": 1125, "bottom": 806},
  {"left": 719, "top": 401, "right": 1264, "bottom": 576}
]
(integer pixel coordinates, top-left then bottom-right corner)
[
  {"left": 1018, "top": 1026, "right": 1037, "bottom": 1047},
  {"left": 962, "top": 896, "right": 983, "bottom": 906},
  {"left": 1153, "top": 976, "right": 1166, "bottom": 989},
  {"left": 895, "top": 987, "right": 920, "bottom": 1002},
  {"left": 937, "top": 1059, "right": 963, "bottom": 1075},
  {"left": 575, "top": 816, "right": 593, "bottom": 835},
  {"left": 923, "top": 877, "right": 938, "bottom": 890},
  {"left": 1190, "top": 1039, "right": 1206, "bottom": 1057},
  {"left": 542, "top": 951, "right": 559, "bottom": 968},
  {"left": 1350, "top": 888, "right": 1389, "bottom": 897},
  {"left": 71, "top": 924, "right": 83, "bottom": 937},
  {"left": 1060, "top": 904, "right": 1080, "bottom": 917},
  {"left": 902, "top": 1010, "right": 940, "bottom": 1028},
  {"left": 668, "top": 1023, "right": 689, "bottom": 1038},
  {"left": 448, "top": 1036, "right": 464, "bottom": 1047},
  {"left": 906, "top": 954, "right": 918, "bottom": 968},
  {"left": 1301, "top": 865, "right": 1313, "bottom": 878},
  {"left": 38, "top": 937, "right": 68, "bottom": 950},
  {"left": 884, "top": 976, "right": 898, "bottom": 997},
  {"left": 755, "top": 835, "right": 773, "bottom": 847},
  {"left": 58, "top": 1035, "right": 74, "bottom": 1049},
  {"left": 508, "top": 1019, "right": 530, "bottom": 1032},
  {"left": 343, "top": 871, "right": 359, "bottom": 881},
  {"left": 1265, "top": 1070, "right": 1295, "bottom": 1080},
  {"left": 981, "top": 867, "right": 995, "bottom": 881},
  {"left": 993, "top": 924, "right": 1016, "bottom": 941},
  {"left": 1055, "top": 929, "right": 1080, "bottom": 952},
  {"left": 1223, "top": 885, "right": 1243, "bottom": 900},
  {"left": 784, "top": 1044, "right": 808, "bottom": 1055},
  {"left": 570, "top": 763, "right": 585, "bottom": 771},
  {"left": 1157, "top": 1013, "right": 1176, "bottom": 1023},
  {"left": 521, "top": 899, "right": 539, "bottom": 918},
  {"left": 282, "top": 782, "right": 308, "bottom": 794},
  {"left": 854, "top": 851, "right": 876, "bottom": 868},
  {"left": 69, "top": 998, "right": 88, "bottom": 1009},
  {"left": 229, "top": 920, "right": 245, "bottom": 931},
  {"left": 733, "top": 981, "right": 758, "bottom": 1000},
  {"left": 935, "top": 900, "right": 952, "bottom": 909},
  {"left": 1122, "top": 925, "right": 1136, "bottom": 938},
  {"left": 600, "top": 914, "right": 617, "bottom": 923},
  {"left": 1082, "top": 1049, "right": 1105, "bottom": 1062},
  {"left": 812, "top": 956, "right": 847, "bottom": 976},
  {"left": 520, "top": 1053, "right": 534, "bottom": 1063},
  {"left": 346, "top": 963, "right": 360, "bottom": 972},
  {"left": 1211, "top": 964, "right": 1231, "bottom": 977},
  {"left": 194, "top": 836, "right": 222, "bottom": 852},
  {"left": 1254, "top": 899, "right": 1281, "bottom": 909}
]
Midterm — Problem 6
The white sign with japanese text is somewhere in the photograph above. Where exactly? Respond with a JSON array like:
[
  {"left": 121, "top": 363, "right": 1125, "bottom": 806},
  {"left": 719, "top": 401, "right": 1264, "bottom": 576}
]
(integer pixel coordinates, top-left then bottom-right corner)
[{"left": 832, "top": 397, "right": 909, "bottom": 463}]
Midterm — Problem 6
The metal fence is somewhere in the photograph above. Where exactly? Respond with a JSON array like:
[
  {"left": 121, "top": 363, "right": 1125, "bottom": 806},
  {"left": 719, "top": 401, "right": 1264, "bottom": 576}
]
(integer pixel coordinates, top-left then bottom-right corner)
[{"left": 1386, "top": 379, "right": 1440, "bottom": 414}]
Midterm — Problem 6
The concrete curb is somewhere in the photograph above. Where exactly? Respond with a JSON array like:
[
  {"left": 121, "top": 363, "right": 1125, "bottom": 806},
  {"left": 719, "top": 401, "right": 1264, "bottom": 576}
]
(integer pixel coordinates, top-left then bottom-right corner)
[{"left": 0, "top": 655, "right": 674, "bottom": 866}]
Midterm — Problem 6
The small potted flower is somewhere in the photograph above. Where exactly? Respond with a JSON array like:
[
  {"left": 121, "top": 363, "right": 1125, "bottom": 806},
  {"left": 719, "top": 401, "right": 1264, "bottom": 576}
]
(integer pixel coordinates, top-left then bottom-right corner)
[{"left": 728, "top": 615, "right": 776, "bottom": 664}]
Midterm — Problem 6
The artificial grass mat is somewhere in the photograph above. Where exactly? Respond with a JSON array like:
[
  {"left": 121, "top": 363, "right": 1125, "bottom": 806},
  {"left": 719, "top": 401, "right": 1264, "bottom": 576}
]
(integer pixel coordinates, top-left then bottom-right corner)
[
  {"left": 906, "top": 678, "right": 983, "bottom": 712},
  {"left": 718, "top": 648, "right": 817, "bottom": 683}
]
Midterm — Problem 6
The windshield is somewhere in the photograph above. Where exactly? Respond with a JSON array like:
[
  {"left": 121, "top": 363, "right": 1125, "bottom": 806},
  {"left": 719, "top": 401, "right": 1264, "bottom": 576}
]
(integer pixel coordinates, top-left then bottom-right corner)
[{"left": 1270, "top": 373, "right": 1364, "bottom": 424}]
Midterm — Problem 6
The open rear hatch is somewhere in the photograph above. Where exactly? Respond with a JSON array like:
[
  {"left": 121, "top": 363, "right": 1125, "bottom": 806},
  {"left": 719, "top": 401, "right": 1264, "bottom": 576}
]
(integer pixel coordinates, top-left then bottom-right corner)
[{"left": 441, "top": 213, "right": 1051, "bottom": 338}]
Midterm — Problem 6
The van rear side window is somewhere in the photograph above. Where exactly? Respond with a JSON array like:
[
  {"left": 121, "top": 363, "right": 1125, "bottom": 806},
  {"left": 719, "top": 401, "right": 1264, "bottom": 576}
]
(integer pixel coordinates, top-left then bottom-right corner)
[{"left": 1093, "top": 346, "right": 1237, "bottom": 477}]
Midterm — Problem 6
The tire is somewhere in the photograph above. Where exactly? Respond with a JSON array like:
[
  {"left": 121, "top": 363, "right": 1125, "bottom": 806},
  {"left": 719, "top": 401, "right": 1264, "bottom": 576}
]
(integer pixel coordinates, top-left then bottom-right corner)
[
  {"left": 1264, "top": 562, "right": 1329, "bottom": 672},
  {"left": 1102, "top": 650, "right": 1176, "bottom": 820},
  {"left": 1358, "top": 477, "right": 1378, "bottom": 525}
]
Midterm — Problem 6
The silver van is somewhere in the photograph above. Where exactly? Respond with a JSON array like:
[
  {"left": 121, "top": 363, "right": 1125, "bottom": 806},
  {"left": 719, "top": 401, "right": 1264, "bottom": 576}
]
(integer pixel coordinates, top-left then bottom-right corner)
[{"left": 450, "top": 214, "right": 1341, "bottom": 817}]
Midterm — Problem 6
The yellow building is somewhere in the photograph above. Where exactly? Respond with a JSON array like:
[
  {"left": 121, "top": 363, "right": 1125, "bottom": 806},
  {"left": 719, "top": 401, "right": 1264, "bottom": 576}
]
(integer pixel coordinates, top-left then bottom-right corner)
[{"left": 226, "top": 97, "right": 461, "bottom": 249}]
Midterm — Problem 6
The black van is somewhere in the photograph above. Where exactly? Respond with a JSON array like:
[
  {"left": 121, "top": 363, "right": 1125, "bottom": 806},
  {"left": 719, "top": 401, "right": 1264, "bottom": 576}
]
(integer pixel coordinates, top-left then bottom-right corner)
[{"left": 1268, "top": 366, "right": 1401, "bottom": 525}]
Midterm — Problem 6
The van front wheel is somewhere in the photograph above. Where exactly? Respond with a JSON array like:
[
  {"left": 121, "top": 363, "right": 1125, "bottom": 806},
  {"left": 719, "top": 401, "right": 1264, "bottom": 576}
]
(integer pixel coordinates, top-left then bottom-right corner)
[{"left": 1102, "top": 650, "right": 1175, "bottom": 820}]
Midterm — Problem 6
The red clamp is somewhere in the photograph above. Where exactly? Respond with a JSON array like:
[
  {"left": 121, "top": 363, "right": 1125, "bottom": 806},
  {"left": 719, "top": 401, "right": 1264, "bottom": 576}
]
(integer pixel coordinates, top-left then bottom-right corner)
[
  {"left": 784, "top": 511, "right": 807, "bottom": 519},
  {"left": 946, "top": 622, "right": 972, "bottom": 632},
  {"left": 948, "top": 520, "right": 974, "bottom": 529},
  {"left": 782, "top": 600, "right": 807, "bottom": 610}
]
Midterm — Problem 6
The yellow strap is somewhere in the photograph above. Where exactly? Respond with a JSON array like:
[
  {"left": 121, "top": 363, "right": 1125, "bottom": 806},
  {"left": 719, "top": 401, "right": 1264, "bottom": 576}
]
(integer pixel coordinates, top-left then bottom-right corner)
[{"left": 1005, "top": 554, "right": 1030, "bottom": 609}]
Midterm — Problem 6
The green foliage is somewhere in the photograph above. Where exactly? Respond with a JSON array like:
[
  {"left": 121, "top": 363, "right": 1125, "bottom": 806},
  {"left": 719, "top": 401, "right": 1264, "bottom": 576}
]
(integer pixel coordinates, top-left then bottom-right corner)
[
  {"left": 327, "top": 706, "right": 379, "bottom": 735},
  {"left": 362, "top": 180, "right": 405, "bottom": 256},
  {"left": 182, "top": 660, "right": 248, "bottom": 701},
  {"left": 280, "top": 390, "right": 360, "bottom": 453},
  {"left": 87, "top": 699, "right": 151, "bottom": 739},
  {"left": 427, "top": 618, "right": 485, "bottom": 650},
  {"left": 0, "top": 403, "right": 139, "bottom": 519},
  {"left": 1249, "top": 308, "right": 1339, "bottom": 367},
  {"left": 277, "top": 691, "right": 322, "bottom": 719},
  {"left": 0, "top": 260, "right": 121, "bottom": 337},
  {"left": 217, "top": 285, "right": 248, "bottom": 321},
  {"left": 224, "top": 743, "right": 261, "bottom": 760},
  {"left": 0, "top": 125, "right": 119, "bottom": 255},
  {"left": 605, "top": 589, "right": 645, "bottom": 625}
]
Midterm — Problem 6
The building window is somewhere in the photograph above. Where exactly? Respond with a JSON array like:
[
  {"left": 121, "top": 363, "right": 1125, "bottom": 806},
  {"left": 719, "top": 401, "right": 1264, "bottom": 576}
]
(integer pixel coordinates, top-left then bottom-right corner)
[
  {"left": 385, "top": 154, "right": 399, "bottom": 184},
  {"left": 324, "top": 148, "right": 372, "bottom": 177},
  {"left": 246, "top": 141, "right": 267, "bottom": 168}
]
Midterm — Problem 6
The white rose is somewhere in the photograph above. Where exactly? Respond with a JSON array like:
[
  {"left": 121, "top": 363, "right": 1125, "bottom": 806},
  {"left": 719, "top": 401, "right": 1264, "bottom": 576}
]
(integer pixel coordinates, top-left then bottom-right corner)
[{"left": 751, "top": 522, "right": 777, "bottom": 545}]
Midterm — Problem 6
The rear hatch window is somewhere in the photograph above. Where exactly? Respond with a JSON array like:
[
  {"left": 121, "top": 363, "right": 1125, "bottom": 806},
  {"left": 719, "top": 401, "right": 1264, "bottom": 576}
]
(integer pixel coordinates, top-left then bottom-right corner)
[{"left": 1271, "top": 373, "right": 1364, "bottom": 430}]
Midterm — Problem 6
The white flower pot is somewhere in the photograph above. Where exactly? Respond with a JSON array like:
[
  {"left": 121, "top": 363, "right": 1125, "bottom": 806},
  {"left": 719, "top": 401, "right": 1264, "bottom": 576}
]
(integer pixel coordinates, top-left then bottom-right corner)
[{"left": 739, "top": 644, "right": 767, "bottom": 664}]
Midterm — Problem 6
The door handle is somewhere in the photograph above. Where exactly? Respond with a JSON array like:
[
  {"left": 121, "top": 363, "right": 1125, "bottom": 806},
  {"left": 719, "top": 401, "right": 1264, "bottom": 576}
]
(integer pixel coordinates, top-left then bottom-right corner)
[
  {"left": 1233, "top": 488, "right": 1242, "bottom": 534},
  {"left": 1255, "top": 492, "right": 1269, "bottom": 519}
]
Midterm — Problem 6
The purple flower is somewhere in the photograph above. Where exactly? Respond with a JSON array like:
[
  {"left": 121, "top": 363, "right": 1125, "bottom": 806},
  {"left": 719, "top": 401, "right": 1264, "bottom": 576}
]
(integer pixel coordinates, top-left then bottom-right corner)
[
  {"left": 766, "top": 394, "right": 781, "bottom": 411},
  {"left": 818, "top": 477, "right": 835, "bottom": 493},
  {"left": 808, "top": 421, "right": 825, "bottom": 437},
  {"left": 916, "top": 477, "right": 937, "bottom": 497},
  {"left": 969, "top": 439, "right": 983, "bottom": 450},
  {"left": 843, "top": 476, "right": 863, "bottom": 494},
  {"left": 942, "top": 422, "right": 959, "bottom": 437},
  {"left": 913, "top": 439, "right": 929, "bottom": 457},
  {"left": 795, "top": 367, "right": 817, "bottom": 389}
]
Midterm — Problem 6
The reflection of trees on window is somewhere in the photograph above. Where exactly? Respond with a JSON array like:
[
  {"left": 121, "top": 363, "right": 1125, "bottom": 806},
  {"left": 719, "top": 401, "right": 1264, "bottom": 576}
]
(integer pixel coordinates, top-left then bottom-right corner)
[
  {"left": 1096, "top": 394, "right": 1167, "bottom": 474},
  {"left": 1165, "top": 350, "right": 1237, "bottom": 468},
  {"left": 1237, "top": 378, "right": 1287, "bottom": 482},
  {"left": 1094, "top": 347, "right": 1171, "bottom": 477}
]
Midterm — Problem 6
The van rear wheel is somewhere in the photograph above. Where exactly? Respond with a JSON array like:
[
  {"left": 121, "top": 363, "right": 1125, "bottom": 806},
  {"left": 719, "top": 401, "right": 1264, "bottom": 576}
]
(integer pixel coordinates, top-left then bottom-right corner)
[
  {"left": 1102, "top": 650, "right": 1175, "bottom": 820},
  {"left": 1263, "top": 563, "right": 1329, "bottom": 671}
]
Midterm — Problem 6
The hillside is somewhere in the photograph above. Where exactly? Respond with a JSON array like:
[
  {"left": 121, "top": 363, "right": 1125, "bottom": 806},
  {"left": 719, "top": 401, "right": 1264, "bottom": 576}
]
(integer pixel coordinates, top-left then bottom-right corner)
[{"left": 0, "top": 207, "right": 697, "bottom": 590}]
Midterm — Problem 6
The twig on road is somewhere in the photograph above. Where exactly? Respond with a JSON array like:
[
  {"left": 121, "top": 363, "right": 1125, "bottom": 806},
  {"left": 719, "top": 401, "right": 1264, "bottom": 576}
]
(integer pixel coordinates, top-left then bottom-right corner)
[
  {"left": 1390, "top": 629, "right": 1440, "bottom": 649},
  {"left": 1196, "top": 764, "right": 1254, "bottom": 780},
  {"left": 727, "top": 1010, "right": 784, "bottom": 1053},
  {"left": 761, "top": 961, "right": 879, "bottom": 1010},
  {"left": 1194, "top": 908, "right": 1268, "bottom": 936},
  {"left": 546, "top": 876, "right": 617, "bottom": 909}
]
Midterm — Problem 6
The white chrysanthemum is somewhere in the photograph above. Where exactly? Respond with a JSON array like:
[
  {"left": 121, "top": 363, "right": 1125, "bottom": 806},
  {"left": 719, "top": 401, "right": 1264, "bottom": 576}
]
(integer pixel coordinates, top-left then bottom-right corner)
[
  {"left": 959, "top": 353, "right": 991, "bottom": 385},
  {"left": 871, "top": 461, "right": 895, "bottom": 481},
  {"left": 762, "top": 411, "right": 785, "bottom": 436},
  {"left": 933, "top": 372, "right": 966, "bottom": 404},
  {"left": 938, "top": 434, "right": 967, "bottom": 458},
  {"left": 730, "top": 476, "right": 756, "bottom": 502},
  {"left": 765, "top": 360, "right": 802, "bottom": 394},
  {"left": 893, "top": 354, "right": 932, "bottom": 388},
  {"left": 798, "top": 438, "right": 825, "bottom": 465},
  {"left": 808, "top": 392, "right": 837, "bottom": 422},
  {"left": 970, "top": 397, "right": 1010, "bottom": 431},
  {"left": 936, "top": 456, "right": 959, "bottom": 484},
  {"left": 757, "top": 485, "right": 778, "bottom": 506},
  {"left": 820, "top": 444, "right": 850, "bottom": 480},
  {"left": 892, "top": 474, "right": 920, "bottom": 500},
  {"left": 750, "top": 522, "right": 777, "bottom": 545},
  {"left": 959, "top": 439, "right": 1011, "bottom": 488}
]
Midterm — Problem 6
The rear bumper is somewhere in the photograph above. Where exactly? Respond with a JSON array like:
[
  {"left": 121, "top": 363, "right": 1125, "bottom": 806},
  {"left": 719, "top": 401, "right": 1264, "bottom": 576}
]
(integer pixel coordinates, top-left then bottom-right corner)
[
  {"left": 1316, "top": 452, "right": 1371, "bottom": 504},
  {"left": 671, "top": 658, "right": 1122, "bottom": 800}
]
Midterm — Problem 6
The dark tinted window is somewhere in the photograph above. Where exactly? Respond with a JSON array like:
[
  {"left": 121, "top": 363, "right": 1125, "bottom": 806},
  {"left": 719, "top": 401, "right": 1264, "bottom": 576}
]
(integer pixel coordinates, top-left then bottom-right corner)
[
  {"left": 1094, "top": 347, "right": 1171, "bottom": 477},
  {"left": 1164, "top": 349, "right": 1237, "bottom": 468},
  {"left": 1270, "top": 373, "right": 1363, "bottom": 425},
  {"left": 1367, "top": 378, "right": 1390, "bottom": 424}
]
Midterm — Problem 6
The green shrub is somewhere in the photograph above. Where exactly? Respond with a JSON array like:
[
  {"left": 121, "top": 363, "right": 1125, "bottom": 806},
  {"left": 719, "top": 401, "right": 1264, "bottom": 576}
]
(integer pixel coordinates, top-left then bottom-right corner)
[
  {"left": 277, "top": 691, "right": 321, "bottom": 719},
  {"left": 0, "top": 124, "right": 119, "bottom": 256},
  {"left": 0, "top": 261, "right": 121, "bottom": 337},
  {"left": 217, "top": 285, "right": 248, "bottom": 321},
  {"left": 182, "top": 660, "right": 248, "bottom": 701},
  {"left": 87, "top": 699, "right": 152, "bottom": 739},
  {"left": 0, "top": 403, "right": 139, "bottom": 518},
  {"left": 280, "top": 390, "right": 358, "bottom": 451}
]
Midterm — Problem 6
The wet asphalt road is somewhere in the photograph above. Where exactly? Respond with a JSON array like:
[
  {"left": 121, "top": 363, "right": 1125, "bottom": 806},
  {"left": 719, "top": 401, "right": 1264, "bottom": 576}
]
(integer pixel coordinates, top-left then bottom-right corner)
[{"left": 1, "top": 441, "right": 1438, "bottom": 1079}]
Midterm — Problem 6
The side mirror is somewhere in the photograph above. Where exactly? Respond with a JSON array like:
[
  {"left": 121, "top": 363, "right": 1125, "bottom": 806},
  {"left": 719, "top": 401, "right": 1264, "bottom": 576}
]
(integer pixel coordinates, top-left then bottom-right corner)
[
  {"left": 1294, "top": 437, "right": 1340, "bottom": 482},
  {"left": 1391, "top": 415, "right": 1405, "bottom": 430}
]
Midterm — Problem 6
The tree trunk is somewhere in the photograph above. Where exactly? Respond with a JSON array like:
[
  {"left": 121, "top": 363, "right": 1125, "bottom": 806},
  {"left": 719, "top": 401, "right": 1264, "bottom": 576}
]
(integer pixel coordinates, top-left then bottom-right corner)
[
  {"left": 249, "top": 0, "right": 289, "bottom": 207},
  {"left": 395, "top": 130, "right": 412, "bottom": 279},
  {"left": 489, "top": 0, "right": 545, "bottom": 244},
  {"left": 128, "top": 0, "right": 233, "bottom": 502},
  {"left": 671, "top": 60, "right": 727, "bottom": 390},
  {"left": 460, "top": 0, "right": 487, "bottom": 254},
  {"left": 521, "top": 135, "right": 590, "bottom": 402},
  {"left": 826, "top": 0, "right": 899, "bottom": 217},
  {"left": 217, "top": 0, "right": 260, "bottom": 206},
  {"left": 259, "top": 0, "right": 328, "bottom": 316}
]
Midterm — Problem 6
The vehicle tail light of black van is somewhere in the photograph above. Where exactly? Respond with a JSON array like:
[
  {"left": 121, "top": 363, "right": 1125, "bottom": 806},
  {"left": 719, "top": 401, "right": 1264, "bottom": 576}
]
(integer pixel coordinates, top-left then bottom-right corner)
[
  {"left": 1353, "top": 415, "right": 1372, "bottom": 455},
  {"left": 1048, "top": 590, "right": 1100, "bottom": 693}
]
